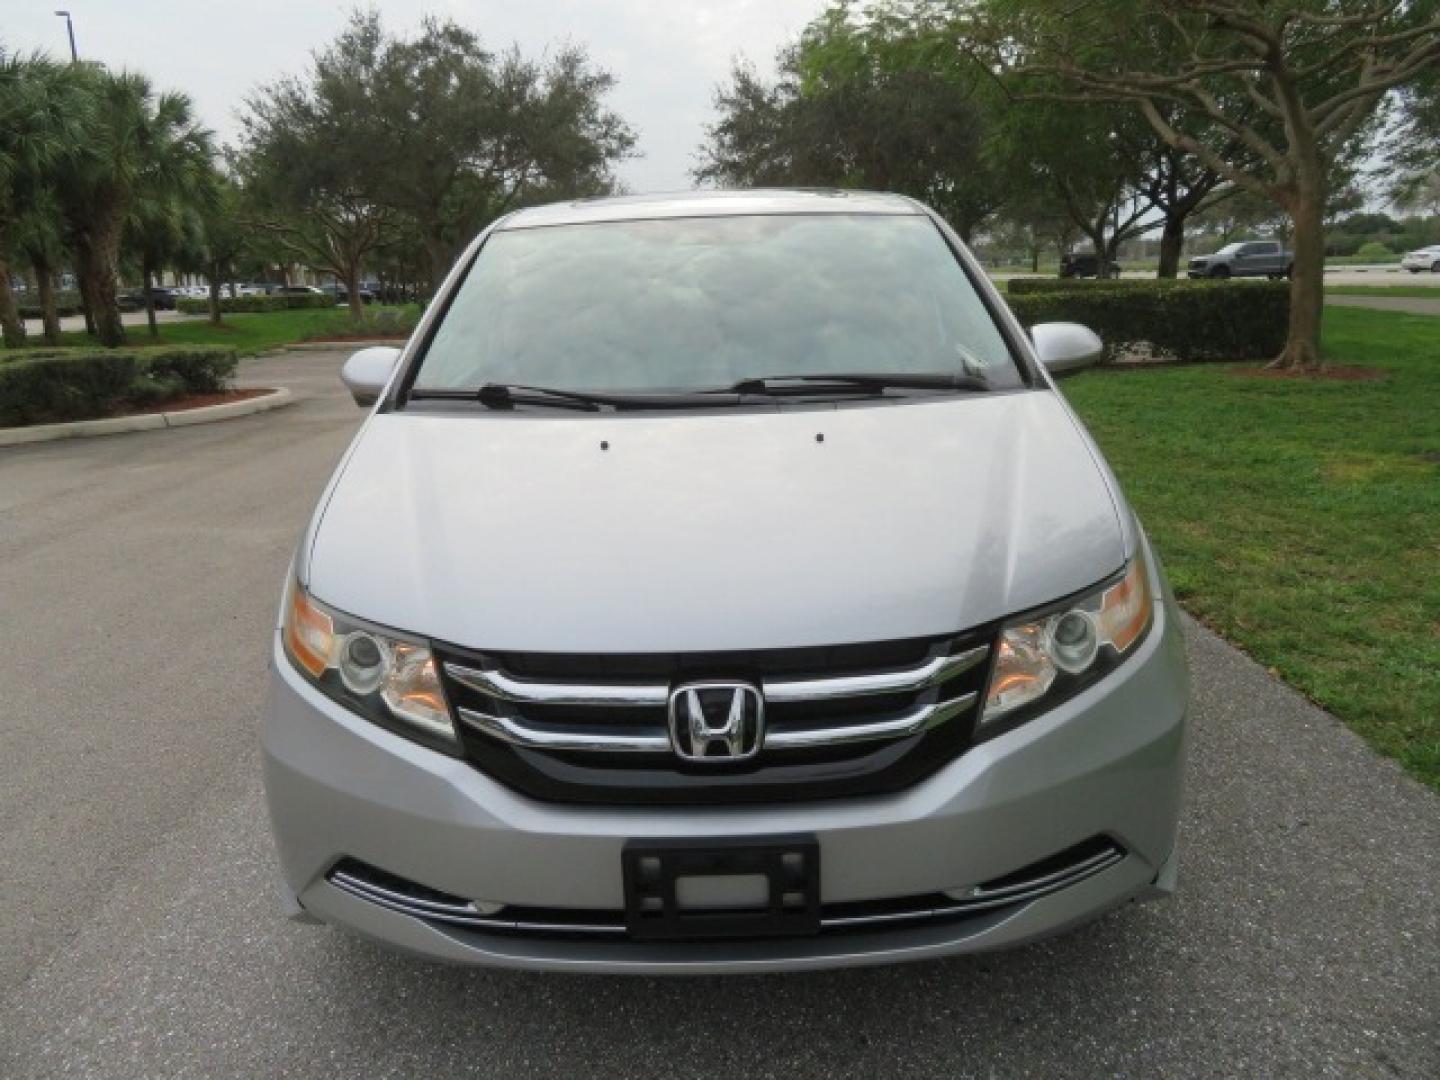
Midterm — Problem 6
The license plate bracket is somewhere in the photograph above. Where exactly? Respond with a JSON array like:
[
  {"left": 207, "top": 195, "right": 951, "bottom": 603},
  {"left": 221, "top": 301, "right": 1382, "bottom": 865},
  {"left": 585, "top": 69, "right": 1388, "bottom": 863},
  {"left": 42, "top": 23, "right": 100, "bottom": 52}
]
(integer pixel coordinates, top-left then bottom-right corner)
[{"left": 622, "top": 835, "right": 821, "bottom": 941}]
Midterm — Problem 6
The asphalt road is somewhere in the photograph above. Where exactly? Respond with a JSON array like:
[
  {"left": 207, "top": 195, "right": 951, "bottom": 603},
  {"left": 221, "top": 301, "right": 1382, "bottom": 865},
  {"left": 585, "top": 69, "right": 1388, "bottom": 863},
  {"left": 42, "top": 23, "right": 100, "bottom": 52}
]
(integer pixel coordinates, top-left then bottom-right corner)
[
  {"left": 20, "top": 308, "right": 201, "bottom": 335},
  {"left": 1, "top": 349, "right": 1436, "bottom": 1078}
]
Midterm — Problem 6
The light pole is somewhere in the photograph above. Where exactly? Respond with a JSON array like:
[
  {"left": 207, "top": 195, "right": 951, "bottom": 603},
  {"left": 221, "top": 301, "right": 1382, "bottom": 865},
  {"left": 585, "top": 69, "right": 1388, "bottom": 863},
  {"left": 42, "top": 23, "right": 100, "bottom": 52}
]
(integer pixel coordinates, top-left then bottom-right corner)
[{"left": 54, "top": 10, "right": 78, "bottom": 63}]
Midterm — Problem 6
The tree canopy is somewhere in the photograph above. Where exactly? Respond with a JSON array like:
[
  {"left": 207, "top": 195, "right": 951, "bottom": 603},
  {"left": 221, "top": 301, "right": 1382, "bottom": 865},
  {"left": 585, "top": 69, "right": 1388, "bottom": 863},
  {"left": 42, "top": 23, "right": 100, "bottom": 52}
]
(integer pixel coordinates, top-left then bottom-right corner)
[
  {"left": 963, "top": 0, "right": 1440, "bottom": 368},
  {"left": 243, "top": 12, "right": 636, "bottom": 295}
]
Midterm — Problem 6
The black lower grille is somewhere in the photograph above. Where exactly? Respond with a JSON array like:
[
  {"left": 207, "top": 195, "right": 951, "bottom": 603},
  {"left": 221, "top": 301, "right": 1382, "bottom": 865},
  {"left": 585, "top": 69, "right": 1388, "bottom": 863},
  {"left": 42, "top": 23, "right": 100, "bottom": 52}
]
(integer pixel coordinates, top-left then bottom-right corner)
[
  {"left": 327, "top": 837, "right": 1126, "bottom": 942},
  {"left": 435, "top": 631, "right": 993, "bottom": 805}
]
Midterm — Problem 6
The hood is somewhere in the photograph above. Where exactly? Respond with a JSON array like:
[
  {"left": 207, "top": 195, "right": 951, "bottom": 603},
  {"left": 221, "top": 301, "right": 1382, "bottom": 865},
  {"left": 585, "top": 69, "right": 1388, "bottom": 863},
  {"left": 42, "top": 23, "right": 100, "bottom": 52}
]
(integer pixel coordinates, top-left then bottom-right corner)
[{"left": 306, "top": 393, "right": 1125, "bottom": 653}]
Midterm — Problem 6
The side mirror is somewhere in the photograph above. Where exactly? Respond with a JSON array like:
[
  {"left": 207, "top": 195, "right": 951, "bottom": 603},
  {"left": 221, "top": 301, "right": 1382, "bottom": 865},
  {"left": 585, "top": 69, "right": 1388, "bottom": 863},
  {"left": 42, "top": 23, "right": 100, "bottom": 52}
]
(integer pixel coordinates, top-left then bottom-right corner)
[
  {"left": 1029, "top": 322, "right": 1104, "bottom": 375},
  {"left": 340, "top": 346, "right": 402, "bottom": 407}
]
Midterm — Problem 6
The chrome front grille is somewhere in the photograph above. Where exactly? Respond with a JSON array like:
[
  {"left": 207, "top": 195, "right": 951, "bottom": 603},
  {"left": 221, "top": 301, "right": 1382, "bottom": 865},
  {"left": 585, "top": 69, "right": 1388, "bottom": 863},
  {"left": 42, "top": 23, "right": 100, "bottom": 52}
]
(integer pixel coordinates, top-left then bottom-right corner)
[
  {"left": 434, "top": 633, "right": 994, "bottom": 805},
  {"left": 444, "top": 645, "right": 985, "bottom": 755}
]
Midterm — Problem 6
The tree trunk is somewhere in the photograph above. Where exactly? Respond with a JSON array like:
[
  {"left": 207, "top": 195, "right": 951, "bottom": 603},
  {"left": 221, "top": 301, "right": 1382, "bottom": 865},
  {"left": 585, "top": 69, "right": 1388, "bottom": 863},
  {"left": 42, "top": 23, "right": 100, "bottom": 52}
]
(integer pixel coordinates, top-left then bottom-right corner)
[
  {"left": 207, "top": 268, "right": 222, "bottom": 326},
  {"left": 425, "top": 234, "right": 451, "bottom": 297},
  {"left": 1270, "top": 182, "right": 1324, "bottom": 372},
  {"left": 1103, "top": 237, "right": 1124, "bottom": 279},
  {"left": 1157, "top": 215, "right": 1185, "bottom": 279},
  {"left": 143, "top": 255, "right": 159, "bottom": 339},
  {"left": 346, "top": 263, "right": 364, "bottom": 322},
  {"left": 76, "top": 270, "right": 96, "bottom": 336},
  {"left": 36, "top": 261, "right": 61, "bottom": 344},
  {"left": 77, "top": 215, "right": 126, "bottom": 347},
  {"left": 0, "top": 253, "right": 26, "bottom": 348},
  {"left": 1082, "top": 229, "right": 1112, "bottom": 279}
]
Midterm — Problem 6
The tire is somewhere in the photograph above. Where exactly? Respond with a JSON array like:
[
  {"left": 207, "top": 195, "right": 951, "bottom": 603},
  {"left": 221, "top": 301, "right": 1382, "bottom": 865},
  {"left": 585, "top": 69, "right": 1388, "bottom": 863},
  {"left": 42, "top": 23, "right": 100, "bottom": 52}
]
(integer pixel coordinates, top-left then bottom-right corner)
[
  {"left": 1210, "top": 265, "right": 1231, "bottom": 279},
  {"left": 1432, "top": 262, "right": 1440, "bottom": 273}
]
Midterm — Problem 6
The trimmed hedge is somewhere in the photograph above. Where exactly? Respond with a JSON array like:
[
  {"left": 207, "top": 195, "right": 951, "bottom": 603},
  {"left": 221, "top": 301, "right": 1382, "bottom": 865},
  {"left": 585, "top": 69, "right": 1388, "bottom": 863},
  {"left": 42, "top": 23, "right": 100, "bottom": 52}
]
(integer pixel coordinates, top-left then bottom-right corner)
[
  {"left": 17, "top": 290, "right": 83, "bottom": 320},
  {"left": 1006, "top": 277, "right": 1195, "bottom": 296},
  {"left": 0, "top": 346, "right": 238, "bottom": 427},
  {"left": 1006, "top": 280, "right": 1289, "bottom": 363},
  {"left": 176, "top": 293, "right": 332, "bottom": 314}
]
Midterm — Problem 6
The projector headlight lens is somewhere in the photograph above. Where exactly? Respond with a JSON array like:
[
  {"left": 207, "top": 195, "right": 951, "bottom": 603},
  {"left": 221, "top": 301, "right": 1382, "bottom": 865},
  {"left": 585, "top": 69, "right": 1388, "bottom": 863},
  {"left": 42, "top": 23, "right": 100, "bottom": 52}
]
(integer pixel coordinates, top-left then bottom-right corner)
[
  {"left": 982, "top": 549, "right": 1154, "bottom": 726},
  {"left": 281, "top": 578, "right": 457, "bottom": 752}
]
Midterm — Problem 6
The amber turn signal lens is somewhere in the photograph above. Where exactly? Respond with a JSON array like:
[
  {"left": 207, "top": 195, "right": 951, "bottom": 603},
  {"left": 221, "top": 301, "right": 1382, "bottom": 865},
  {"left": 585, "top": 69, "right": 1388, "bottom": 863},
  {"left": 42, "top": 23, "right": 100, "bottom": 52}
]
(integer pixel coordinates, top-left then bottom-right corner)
[
  {"left": 284, "top": 580, "right": 335, "bottom": 677},
  {"left": 1099, "top": 550, "right": 1152, "bottom": 654}
]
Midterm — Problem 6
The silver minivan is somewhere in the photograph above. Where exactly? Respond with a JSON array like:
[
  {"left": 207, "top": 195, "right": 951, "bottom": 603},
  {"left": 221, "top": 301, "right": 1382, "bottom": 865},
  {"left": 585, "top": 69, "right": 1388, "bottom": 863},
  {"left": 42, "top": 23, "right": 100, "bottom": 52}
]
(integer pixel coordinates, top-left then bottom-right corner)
[{"left": 263, "top": 190, "right": 1188, "bottom": 974}]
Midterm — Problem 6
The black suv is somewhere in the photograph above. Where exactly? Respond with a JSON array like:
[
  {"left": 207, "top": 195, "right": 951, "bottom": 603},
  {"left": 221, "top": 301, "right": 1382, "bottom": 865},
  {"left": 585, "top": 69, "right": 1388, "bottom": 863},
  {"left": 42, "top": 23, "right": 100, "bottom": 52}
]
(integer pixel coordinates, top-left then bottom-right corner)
[
  {"left": 320, "top": 283, "right": 375, "bottom": 305},
  {"left": 117, "top": 287, "right": 178, "bottom": 312},
  {"left": 1059, "top": 252, "right": 1122, "bottom": 279}
]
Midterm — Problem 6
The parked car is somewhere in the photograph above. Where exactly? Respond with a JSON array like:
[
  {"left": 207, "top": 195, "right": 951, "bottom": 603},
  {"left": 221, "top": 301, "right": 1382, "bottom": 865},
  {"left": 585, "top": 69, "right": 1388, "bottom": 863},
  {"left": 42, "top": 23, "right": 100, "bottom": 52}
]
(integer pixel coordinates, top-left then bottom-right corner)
[
  {"left": 263, "top": 189, "right": 1188, "bottom": 975},
  {"left": 1187, "top": 240, "right": 1292, "bottom": 279},
  {"left": 1400, "top": 245, "right": 1440, "bottom": 273},
  {"left": 1059, "top": 251, "right": 1121, "bottom": 278},
  {"left": 320, "top": 282, "right": 376, "bottom": 305},
  {"left": 117, "top": 286, "right": 178, "bottom": 312}
]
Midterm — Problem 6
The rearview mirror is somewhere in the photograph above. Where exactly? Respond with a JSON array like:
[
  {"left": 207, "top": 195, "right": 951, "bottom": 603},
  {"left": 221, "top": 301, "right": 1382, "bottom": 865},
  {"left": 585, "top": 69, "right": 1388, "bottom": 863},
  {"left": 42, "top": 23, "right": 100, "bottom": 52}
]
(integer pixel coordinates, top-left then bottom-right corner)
[
  {"left": 340, "top": 346, "right": 402, "bottom": 407},
  {"left": 1029, "top": 323, "right": 1104, "bottom": 376}
]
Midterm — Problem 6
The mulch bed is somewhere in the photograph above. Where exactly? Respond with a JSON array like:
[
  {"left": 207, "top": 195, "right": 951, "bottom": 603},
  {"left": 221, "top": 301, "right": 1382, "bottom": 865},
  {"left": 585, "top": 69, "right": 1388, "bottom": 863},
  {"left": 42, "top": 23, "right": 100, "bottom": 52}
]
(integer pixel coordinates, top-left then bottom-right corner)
[
  {"left": 1227, "top": 365, "right": 1387, "bottom": 382},
  {"left": 110, "top": 387, "right": 273, "bottom": 418},
  {"left": 301, "top": 334, "right": 408, "bottom": 343}
]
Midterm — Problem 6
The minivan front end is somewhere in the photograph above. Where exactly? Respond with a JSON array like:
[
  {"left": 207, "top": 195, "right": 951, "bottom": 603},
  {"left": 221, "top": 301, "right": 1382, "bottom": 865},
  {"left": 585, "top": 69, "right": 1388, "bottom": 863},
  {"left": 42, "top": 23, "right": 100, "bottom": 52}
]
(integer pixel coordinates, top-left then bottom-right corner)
[{"left": 261, "top": 190, "right": 1188, "bottom": 973}]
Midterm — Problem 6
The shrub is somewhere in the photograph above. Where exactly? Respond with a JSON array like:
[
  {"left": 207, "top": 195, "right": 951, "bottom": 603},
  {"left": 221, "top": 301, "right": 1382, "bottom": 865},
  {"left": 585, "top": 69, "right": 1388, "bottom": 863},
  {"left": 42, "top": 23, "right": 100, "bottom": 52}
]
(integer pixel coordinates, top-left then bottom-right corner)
[
  {"left": 0, "top": 346, "right": 238, "bottom": 427},
  {"left": 304, "top": 305, "right": 422, "bottom": 340},
  {"left": 1355, "top": 241, "right": 1394, "bottom": 260},
  {"left": 176, "top": 292, "right": 332, "bottom": 315},
  {"left": 1006, "top": 276, "right": 1197, "bottom": 296},
  {"left": 1005, "top": 280, "right": 1289, "bottom": 364},
  {"left": 16, "top": 290, "right": 84, "bottom": 320},
  {"left": 140, "top": 347, "right": 237, "bottom": 394}
]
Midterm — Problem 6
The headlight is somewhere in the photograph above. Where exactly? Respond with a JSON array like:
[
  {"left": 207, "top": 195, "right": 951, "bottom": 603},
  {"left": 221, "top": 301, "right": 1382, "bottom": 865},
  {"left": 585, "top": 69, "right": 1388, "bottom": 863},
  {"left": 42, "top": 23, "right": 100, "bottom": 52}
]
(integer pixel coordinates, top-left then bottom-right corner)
[
  {"left": 981, "top": 549, "right": 1154, "bottom": 727},
  {"left": 281, "top": 577, "right": 457, "bottom": 753}
]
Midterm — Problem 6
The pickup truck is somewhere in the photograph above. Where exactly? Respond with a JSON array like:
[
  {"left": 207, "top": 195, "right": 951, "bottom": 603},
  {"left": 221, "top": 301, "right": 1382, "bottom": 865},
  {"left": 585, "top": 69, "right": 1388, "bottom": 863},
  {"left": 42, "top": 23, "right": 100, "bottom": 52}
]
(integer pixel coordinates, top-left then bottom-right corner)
[{"left": 1187, "top": 240, "right": 1292, "bottom": 279}]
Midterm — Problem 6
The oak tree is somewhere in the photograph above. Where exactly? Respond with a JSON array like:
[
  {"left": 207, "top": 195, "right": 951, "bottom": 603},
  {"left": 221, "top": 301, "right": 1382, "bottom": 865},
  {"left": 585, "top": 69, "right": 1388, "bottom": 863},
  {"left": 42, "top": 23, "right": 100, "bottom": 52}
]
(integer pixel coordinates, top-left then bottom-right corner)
[{"left": 969, "top": 0, "right": 1440, "bottom": 369}]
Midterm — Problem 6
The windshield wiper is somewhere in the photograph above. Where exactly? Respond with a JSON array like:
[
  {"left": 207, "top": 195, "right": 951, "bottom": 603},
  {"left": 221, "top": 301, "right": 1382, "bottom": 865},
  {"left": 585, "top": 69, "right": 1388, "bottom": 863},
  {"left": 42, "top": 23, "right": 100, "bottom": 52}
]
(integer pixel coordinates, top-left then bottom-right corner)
[
  {"left": 407, "top": 385, "right": 600, "bottom": 411},
  {"left": 408, "top": 383, "right": 748, "bottom": 411},
  {"left": 721, "top": 372, "right": 992, "bottom": 396}
]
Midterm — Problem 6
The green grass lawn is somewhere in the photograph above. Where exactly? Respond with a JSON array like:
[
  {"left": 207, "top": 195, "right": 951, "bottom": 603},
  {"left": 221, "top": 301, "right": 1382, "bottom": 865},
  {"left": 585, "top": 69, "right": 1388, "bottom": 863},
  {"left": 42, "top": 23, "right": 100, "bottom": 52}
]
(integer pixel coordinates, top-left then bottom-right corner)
[
  {"left": 1325, "top": 283, "right": 1440, "bottom": 299},
  {"left": 1063, "top": 306, "right": 1439, "bottom": 790},
  {"left": 28, "top": 305, "right": 417, "bottom": 356}
]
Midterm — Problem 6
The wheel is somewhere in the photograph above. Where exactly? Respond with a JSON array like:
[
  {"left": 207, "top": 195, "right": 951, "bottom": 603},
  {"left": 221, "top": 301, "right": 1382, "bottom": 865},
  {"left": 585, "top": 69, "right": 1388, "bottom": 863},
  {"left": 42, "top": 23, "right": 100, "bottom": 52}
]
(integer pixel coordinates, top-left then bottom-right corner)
[
  {"left": 1210, "top": 265, "right": 1231, "bottom": 279},
  {"left": 1431, "top": 261, "right": 1440, "bottom": 273}
]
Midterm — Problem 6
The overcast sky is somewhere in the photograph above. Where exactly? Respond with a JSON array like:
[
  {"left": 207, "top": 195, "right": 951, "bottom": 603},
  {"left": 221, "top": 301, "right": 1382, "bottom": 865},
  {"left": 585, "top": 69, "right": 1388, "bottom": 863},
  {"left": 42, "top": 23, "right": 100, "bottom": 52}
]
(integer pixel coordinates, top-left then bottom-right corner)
[{"left": 4, "top": 1, "right": 825, "bottom": 192}]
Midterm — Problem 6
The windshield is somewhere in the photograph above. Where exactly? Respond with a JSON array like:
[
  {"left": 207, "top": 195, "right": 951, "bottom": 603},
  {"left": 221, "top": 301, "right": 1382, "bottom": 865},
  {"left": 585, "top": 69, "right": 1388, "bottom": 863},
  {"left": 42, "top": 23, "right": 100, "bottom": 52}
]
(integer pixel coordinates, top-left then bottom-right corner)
[
  {"left": 412, "top": 214, "right": 1024, "bottom": 395},
  {"left": 1216, "top": 243, "right": 1244, "bottom": 255}
]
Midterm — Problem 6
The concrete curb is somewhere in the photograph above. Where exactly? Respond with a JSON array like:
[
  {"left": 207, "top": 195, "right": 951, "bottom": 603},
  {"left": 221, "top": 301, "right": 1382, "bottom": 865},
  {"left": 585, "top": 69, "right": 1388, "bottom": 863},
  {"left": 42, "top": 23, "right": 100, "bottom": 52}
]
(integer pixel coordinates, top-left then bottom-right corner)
[{"left": 0, "top": 387, "right": 295, "bottom": 448}]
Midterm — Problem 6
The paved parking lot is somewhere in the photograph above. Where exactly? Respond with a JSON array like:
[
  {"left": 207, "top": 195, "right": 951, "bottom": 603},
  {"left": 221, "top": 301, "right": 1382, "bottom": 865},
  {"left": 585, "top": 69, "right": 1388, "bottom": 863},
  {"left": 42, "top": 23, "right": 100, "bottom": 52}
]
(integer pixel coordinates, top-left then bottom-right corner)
[{"left": 0, "top": 349, "right": 1436, "bottom": 1078}]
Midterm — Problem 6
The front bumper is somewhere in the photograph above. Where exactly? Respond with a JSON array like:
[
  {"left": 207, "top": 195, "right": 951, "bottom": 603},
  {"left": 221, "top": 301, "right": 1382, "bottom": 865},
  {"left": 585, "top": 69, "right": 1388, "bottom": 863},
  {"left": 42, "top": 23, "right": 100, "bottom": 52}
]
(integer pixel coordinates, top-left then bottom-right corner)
[{"left": 262, "top": 595, "right": 1188, "bottom": 974}]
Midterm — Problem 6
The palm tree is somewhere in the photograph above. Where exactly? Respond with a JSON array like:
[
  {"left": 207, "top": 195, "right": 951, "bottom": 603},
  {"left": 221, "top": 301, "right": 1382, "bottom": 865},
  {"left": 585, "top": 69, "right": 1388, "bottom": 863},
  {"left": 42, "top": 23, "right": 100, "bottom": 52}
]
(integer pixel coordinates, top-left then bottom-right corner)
[
  {"left": 0, "top": 51, "right": 84, "bottom": 347},
  {"left": 125, "top": 190, "right": 208, "bottom": 338},
  {"left": 13, "top": 190, "right": 68, "bottom": 344},
  {"left": 54, "top": 69, "right": 213, "bottom": 346}
]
